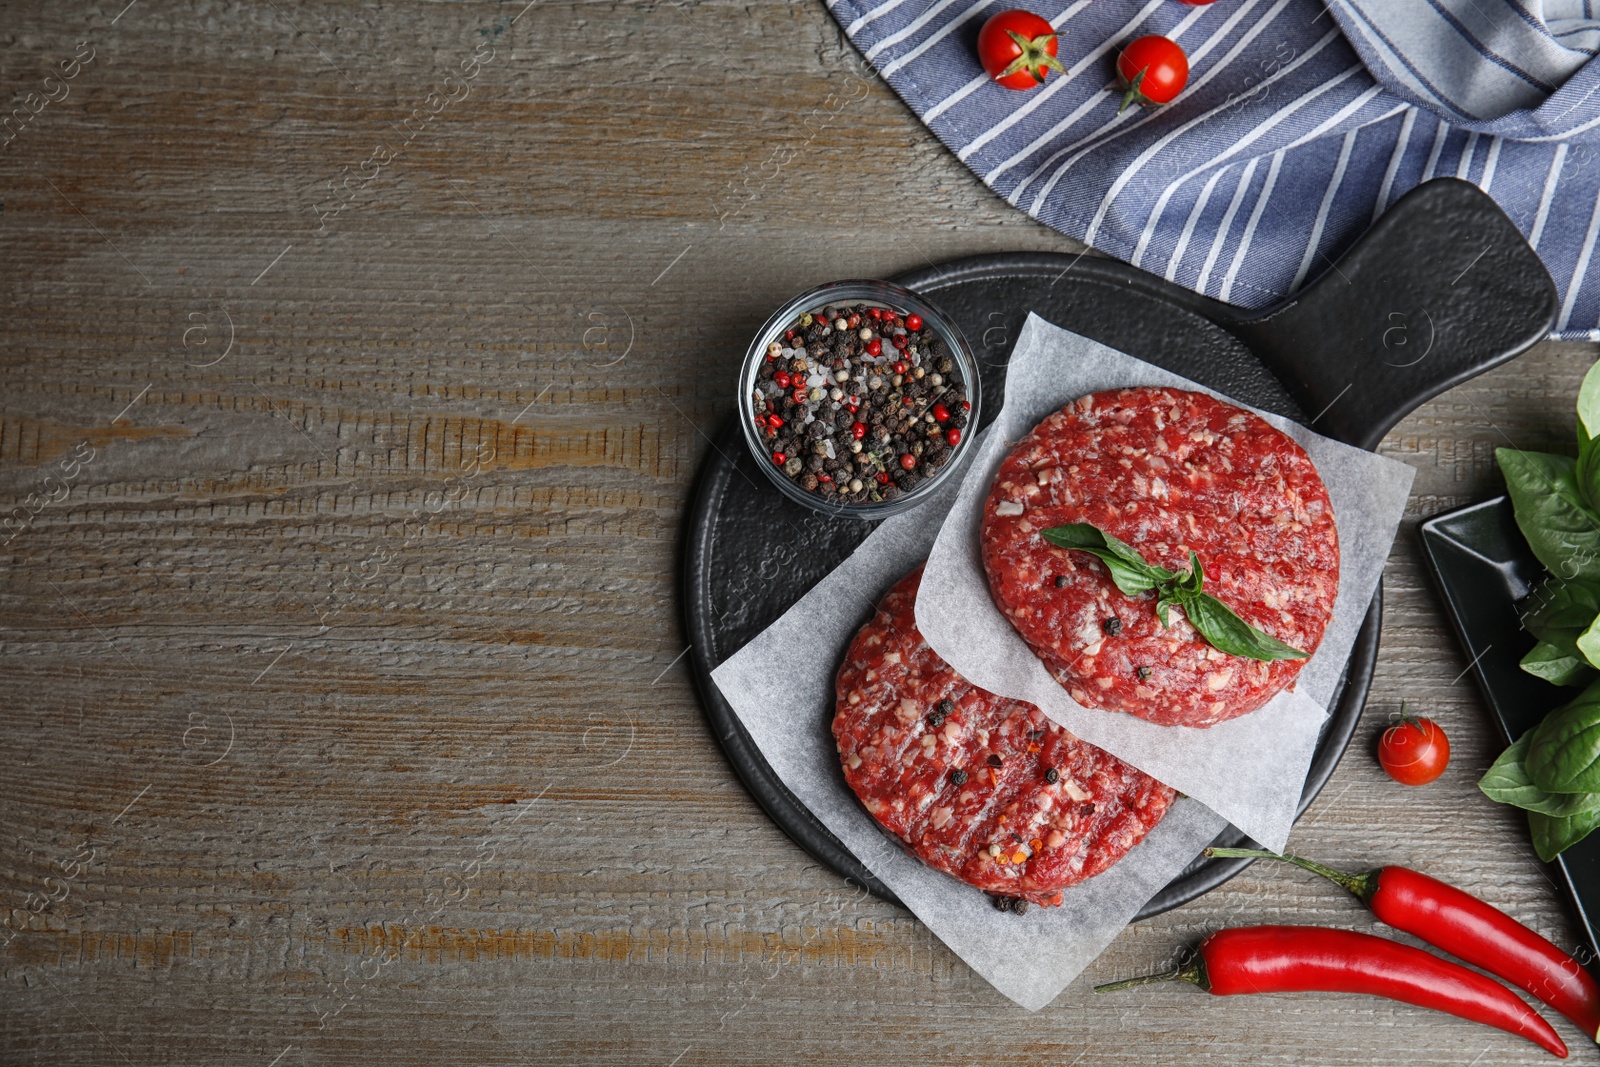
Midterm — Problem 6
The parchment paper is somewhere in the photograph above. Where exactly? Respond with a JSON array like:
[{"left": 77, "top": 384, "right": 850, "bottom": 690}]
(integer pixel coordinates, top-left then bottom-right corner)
[
  {"left": 917, "top": 314, "right": 1416, "bottom": 851},
  {"left": 710, "top": 468, "right": 1230, "bottom": 1011}
]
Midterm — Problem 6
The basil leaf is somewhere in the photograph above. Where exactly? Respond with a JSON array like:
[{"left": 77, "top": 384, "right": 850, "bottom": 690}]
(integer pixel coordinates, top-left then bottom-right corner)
[
  {"left": 1040, "top": 524, "right": 1172, "bottom": 596},
  {"left": 1518, "top": 578, "right": 1600, "bottom": 684},
  {"left": 1578, "top": 613, "right": 1600, "bottom": 671},
  {"left": 1579, "top": 359, "right": 1600, "bottom": 445},
  {"left": 1497, "top": 448, "right": 1600, "bottom": 583},
  {"left": 1580, "top": 436, "right": 1600, "bottom": 516},
  {"left": 1529, "top": 807, "right": 1600, "bottom": 862},
  {"left": 1520, "top": 577, "right": 1600, "bottom": 645},
  {"left": 1178, "top": 552, "right": 1204, "bottom": 595},
  {"left": 1480, "top": 735, "right": 1600, "bottom": 816},
  {"left": 1521, "top": 639, "right": 1597, "bottom": 687},
  {"left": 1181, "top": 592, "right": 1309, "bottom": 662},
  {"left": 1526, "top": 676, "right": 1600, "bottom": 793}
]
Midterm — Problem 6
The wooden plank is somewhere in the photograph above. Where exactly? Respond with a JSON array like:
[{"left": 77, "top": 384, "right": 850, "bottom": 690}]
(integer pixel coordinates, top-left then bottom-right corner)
[{"left": 2, "top": 0, "right": 1597, "bottom": 1062}]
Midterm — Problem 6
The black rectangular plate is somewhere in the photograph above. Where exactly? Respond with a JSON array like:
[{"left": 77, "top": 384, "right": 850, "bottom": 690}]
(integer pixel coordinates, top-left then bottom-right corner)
[{"left": 1420, "top": 496, "right": 1600, "bottom": 963}]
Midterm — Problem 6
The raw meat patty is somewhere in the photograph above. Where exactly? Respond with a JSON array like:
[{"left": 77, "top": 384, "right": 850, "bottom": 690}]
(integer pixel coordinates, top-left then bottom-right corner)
[
  {"left": 833, "top": 565, "right": 1176, "bottom": 906},
  {"left": 980, "top": 386, "right": 1339, "bottom": 728}
]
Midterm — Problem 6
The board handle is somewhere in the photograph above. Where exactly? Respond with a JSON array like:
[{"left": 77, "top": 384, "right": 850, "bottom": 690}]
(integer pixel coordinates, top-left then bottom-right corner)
[{"left": 1229, "top": 178, "right": 1558, "bottom": 450}]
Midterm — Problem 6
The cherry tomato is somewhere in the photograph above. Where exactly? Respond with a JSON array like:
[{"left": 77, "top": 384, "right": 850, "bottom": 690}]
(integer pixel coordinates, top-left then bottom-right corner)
[
  {"left": 1116, "top": 35, "right": 1189, "bottom": 113},
  {"left": 1378, "top": 714, "right": 1450, "bottom": 786},
  {"left": 978, "top": 9, "right": 1066, "bottom": 91}
]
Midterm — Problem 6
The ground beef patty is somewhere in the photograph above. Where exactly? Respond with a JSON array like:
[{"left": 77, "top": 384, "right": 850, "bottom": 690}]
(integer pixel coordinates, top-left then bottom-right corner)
[
  {"left": 834, "top": 565, "right": 1175, "bottom": 907},
  {"left": 981, "top": 387, "right": 1339, "bottom": 728}
]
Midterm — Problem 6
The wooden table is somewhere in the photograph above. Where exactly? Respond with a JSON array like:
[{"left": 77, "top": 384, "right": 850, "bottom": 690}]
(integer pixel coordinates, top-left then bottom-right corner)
[{"left": 3, "top": 1, "right": 1597, "bottom": 1063}]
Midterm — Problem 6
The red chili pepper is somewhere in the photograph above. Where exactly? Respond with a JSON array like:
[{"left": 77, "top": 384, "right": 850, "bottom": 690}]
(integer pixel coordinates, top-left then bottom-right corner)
[
  {"left": 1210, "top": 848, "right": 1600, "bottom": 1043},
  {"left": 1097, "top": 925, "right": 1568, "bottom": 1058}
]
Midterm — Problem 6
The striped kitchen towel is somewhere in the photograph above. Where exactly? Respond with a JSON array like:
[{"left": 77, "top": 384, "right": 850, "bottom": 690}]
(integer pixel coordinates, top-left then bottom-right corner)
[{"left": 827, "top": 0, "right": 1600, "bottom": 338}]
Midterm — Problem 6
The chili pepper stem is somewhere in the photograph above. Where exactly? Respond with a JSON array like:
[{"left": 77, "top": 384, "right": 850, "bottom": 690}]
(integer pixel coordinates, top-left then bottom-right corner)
[
  {"left": 1094, "top": 959, "right": 1203, "bottom": 993},
  {"left": 1204, "top": 847, "right": 1378, "bottom": 902}
]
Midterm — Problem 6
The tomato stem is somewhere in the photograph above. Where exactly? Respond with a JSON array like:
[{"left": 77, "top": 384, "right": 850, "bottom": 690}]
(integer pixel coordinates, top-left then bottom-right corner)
[
  {"left": 995, "top": 29, "right": 1066, "bottom": 86},
  {"left": 1118, "top": 68, "right": 1148, "bottom": 115},
  {"left": 1397, "top": 698, "right": 1420, "bottom": 731},
  {"left": 1205, "top": 847, "right": 1378, "bottom": 903}
]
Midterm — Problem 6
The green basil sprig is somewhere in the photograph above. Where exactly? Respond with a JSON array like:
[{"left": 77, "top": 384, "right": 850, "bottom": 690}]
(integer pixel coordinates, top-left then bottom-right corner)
[
  {"left": 1039, "top": 522, "right": 1308, "bottom": 663},
  {"left": 1477, "top": 359, "right": 1600, "bottom": 858}
]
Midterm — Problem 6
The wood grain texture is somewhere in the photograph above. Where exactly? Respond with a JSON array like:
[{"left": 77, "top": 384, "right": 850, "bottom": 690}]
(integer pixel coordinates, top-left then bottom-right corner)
[{"left": 2, "top": 0, "right": 1597, "bottom": 1063}]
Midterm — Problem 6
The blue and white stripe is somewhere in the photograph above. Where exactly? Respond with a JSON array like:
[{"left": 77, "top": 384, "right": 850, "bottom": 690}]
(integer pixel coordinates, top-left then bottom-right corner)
[{"left": 829, "top": 0, "right": 1600, "bottom": 340}]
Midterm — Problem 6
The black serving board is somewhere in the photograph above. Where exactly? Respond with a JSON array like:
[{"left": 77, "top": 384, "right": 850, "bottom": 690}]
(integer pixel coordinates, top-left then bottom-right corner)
[
  {"left": 685, "top": 178, "right": 1558, "bottom": 918},
  {"left": 1421, "top": 497, "right": 1600, "bottom": 964}
]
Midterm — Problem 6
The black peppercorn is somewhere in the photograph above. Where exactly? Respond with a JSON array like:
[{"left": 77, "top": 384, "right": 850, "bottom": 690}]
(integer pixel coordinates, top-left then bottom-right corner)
[
  {"left": 1103, "top": 617, "right": 1123, "bottom": 636},
  {"left": 1044, "top": 767, "right": 1059, "bottom": 784},
  {"left": 1010, "top": 899, "right": 1030, "bottom": 916},
  {"left": 926, "top": 708, "right": 946, "bottom": 729},
  {"left": 1054, "top": 575, "right": 1069, "bottom": 589},
  {"left": 1137, "top": 666, "right": 1152, "bottom": 681},
  {"left": 987, "top": 753, "right": 1002, "bottom": 768},
  {"left": 992, "top": 894, "right": 1013, "bottom": 913},
  {"left": 949, "top": 768, "right": 968, "bottom": 786},
  {"left": 1081, "top": 802, "right": 1096, "bottom": 816}
]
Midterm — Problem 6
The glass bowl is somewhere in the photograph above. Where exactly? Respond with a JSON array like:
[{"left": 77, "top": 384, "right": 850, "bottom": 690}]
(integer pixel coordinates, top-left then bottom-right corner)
[{"left": 736, "top": 280, "right": 981, "bottom": 520}]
